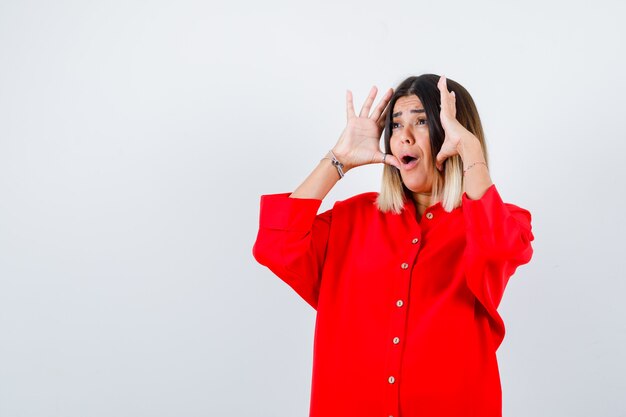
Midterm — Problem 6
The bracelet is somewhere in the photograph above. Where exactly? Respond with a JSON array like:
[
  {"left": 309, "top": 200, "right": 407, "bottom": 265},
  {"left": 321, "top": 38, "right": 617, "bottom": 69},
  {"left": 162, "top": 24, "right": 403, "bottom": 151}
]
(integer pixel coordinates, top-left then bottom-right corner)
[
  {"left": 463, "top": 161, "right": 487, "bottom": 175},
  {"left": 321, "top": 150, "right": 345, "bottom": 179}
]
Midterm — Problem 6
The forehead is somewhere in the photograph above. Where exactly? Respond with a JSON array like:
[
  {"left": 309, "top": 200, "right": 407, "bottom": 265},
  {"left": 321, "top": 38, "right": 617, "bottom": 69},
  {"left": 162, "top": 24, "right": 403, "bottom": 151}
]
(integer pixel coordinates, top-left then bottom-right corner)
[{"left": 392, "top": 95, "right": 424, "bottom": 115}]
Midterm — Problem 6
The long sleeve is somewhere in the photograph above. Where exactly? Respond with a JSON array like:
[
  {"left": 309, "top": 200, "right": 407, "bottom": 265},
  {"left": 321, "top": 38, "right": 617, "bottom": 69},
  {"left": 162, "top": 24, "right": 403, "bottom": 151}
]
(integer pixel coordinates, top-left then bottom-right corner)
[
  {"left": 462, "top": 183, "right": 535, "bottom": 349},
  {"left": 252, "top": 193, "right": 332, "bottom": 310}
]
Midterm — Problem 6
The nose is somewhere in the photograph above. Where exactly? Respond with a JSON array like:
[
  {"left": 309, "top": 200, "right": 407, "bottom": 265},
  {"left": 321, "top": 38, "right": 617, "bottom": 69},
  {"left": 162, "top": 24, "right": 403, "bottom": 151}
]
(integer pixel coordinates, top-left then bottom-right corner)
[{"left": 401, "top": 128, "right": 415, "bottom": 144}]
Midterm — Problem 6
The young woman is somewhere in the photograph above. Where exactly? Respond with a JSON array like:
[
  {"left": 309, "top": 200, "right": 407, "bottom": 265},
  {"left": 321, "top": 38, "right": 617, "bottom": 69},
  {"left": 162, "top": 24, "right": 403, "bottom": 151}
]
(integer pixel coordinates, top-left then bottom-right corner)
[{"left": 253, "top": 74, "right": 535, "bottom": 417}]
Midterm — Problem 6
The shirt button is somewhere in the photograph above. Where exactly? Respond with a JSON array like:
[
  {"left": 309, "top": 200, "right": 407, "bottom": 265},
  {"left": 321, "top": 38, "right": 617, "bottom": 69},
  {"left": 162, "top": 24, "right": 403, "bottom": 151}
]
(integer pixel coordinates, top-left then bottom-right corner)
[
  {"left": 401, "top": 262, "right": 409, "bottom": 269},
  {"left": 396, "top": 300, "right": 404, "bottom": 307},
  {"left": 393, "top": 337, "right": 400, "bottom": 344},
  {"left": 412, "top": 238, "right": 419, "bottom": 244},
  {"left": 388, "top": 376, "right": 395, "bottom": 384},
  {"left": 425, "top": 212, "right": 434, "bottom": 220}
]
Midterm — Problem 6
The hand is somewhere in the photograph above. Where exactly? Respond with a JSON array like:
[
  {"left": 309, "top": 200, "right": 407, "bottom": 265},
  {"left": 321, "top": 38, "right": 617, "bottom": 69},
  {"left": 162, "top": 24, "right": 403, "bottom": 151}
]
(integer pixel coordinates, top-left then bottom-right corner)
[
  {"left": 435, "top": 75, "right": 474, "bottom": 171},
  {"left": 332, "top": 86, "right": 401, "bottom": 171}
]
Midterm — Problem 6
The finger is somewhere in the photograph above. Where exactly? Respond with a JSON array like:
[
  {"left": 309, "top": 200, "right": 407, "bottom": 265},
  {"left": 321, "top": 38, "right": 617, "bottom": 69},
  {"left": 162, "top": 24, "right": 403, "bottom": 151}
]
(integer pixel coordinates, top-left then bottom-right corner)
[
  {"left": 377, "top": 107, "right": 388, "bottom": 130},
  {"left": 377, "top": 99, "right": 392, "bottom": 130},
  {"left": 386, "top": 154, "right": 401, "bottom": 169},
  {"left": 370, "top": 88, "right": 393, "bottom": 121},
  {"left": 438, "top": 75, "right": 450, "bottom": 102},
  {"left": 346, "top": 89, "right": 356, "bottom": 119},
  {"left": 438, "top": 76, "right": 448, "bottom": 111},
  {"left": 438, "top": 75, "right": 448, "bottom": 92},
  {"left": 377, "top": 151, "right": 401, "bottom": 169},
  {"left": 448, "top": 90, "right": 457, "bottom": 117},
  {"left": 435, "top": 151, "right": 448, "bottom": 171},
  {"left": 439, "top": 75, "right": 453, "bottom": 99},
  {"left": 359, "top": 86, "right": 378, "bottom": 118},
  {"left": 438, "top": 76, "right": 456, "bottom": 117}
]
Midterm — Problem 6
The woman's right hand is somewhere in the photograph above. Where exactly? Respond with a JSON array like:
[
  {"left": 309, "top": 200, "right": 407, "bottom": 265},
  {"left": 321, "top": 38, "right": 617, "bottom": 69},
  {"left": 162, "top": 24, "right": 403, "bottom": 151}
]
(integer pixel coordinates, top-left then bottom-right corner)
[{"left": 331, "top": 86, "right": 401, "bottom": 172}]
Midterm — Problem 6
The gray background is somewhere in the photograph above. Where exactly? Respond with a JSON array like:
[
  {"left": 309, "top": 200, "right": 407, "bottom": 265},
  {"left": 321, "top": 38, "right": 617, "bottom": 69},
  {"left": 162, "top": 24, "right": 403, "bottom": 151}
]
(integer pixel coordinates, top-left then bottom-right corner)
[{"left": 1, "top": 0, "right": 625, "bottom": 416}]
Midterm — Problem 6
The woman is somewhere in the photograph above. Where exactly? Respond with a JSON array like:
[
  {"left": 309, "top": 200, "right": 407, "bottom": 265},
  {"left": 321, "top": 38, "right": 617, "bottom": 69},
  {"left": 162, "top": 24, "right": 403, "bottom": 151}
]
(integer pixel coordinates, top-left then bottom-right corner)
[{"left": 252, "top": 74, "right": 535, "bottom": 417}]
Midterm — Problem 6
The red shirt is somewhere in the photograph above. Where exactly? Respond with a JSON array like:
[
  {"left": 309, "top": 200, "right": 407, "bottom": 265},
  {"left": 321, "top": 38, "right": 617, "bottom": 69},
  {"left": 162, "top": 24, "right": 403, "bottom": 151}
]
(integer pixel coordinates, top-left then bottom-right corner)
[{"left": 252, "top": 183, "right": 534, "bottom": 417}]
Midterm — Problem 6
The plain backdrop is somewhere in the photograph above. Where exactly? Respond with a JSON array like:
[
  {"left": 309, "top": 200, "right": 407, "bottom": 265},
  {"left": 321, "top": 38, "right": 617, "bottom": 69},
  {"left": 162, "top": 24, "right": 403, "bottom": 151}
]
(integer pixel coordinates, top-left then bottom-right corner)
[{"left": 1, "top": 1, "right": 625, "bottom": 416}]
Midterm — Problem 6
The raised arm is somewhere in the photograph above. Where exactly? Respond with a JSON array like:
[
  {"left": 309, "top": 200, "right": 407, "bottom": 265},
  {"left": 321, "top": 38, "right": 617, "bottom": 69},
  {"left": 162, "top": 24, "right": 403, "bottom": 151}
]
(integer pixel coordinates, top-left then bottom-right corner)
[
  {"left": 434, "top": 75, "right": 493, "bottom": 199},
  {"left": 433, "top": 75, "right": 534, "bottom": 349},
  {"left": 253, "top": 85, "right": 401, "bottom": 308},
  {"left": 290, "top": 86, "right": 400, "bottom": 200}
]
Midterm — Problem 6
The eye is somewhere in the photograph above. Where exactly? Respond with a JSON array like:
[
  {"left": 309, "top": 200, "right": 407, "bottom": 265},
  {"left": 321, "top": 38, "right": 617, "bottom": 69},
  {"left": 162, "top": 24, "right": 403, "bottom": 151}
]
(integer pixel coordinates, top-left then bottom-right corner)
[{"left": 392, "top": 119, "right": 427, "bottom": 130}]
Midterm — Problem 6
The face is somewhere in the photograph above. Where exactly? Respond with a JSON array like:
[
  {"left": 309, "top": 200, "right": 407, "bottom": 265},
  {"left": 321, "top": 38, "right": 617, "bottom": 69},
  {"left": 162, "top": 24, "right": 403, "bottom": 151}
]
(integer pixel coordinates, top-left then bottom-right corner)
[{"left": 390, "top": 95, "right": 434, "bottom": 195}]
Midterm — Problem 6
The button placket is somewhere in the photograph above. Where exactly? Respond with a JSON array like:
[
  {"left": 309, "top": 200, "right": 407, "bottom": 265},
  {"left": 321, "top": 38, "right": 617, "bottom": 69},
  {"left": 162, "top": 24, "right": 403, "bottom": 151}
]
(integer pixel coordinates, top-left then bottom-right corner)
[{"left": 385, "top": 227, "right": 421, "bottom": 416}]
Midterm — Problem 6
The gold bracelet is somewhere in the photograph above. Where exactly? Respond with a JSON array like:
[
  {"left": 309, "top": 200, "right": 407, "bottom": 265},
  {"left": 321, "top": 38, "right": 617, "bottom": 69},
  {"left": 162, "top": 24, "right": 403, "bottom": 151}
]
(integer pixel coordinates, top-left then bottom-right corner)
[{"left": 463, "top": 161, "right": 487, "bottom": 175}]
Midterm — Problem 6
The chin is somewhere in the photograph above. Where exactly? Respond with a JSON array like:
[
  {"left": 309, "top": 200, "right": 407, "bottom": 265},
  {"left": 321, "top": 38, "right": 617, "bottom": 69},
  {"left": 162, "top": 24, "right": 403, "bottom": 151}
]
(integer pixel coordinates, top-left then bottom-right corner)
[
  {"left": 400, "top": 176, "right": 430, "bottom": 193},
  {"left": 405, "top": 185, "right": 429, "bottom": 194}
]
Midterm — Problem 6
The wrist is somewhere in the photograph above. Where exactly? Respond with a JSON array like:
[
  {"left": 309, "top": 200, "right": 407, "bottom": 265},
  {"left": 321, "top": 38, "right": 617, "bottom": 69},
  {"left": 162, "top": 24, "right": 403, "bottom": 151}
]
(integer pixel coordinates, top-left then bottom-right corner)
[
  {"left": 330, "top": 148, "right": 354, "bottom": 173},
  {"left": 456, "top": 134, "right": 484, "bottom": 163},
  {"left": 322, "top": 150, "right": 347, "bottom": 179}
]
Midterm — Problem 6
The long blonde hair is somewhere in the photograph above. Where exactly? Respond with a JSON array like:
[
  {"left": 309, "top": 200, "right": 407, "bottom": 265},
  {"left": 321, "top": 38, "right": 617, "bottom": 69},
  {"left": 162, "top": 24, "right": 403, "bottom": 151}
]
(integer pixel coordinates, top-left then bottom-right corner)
[{"left": 376, "top": 74, "right": 489, "bottom": 214}]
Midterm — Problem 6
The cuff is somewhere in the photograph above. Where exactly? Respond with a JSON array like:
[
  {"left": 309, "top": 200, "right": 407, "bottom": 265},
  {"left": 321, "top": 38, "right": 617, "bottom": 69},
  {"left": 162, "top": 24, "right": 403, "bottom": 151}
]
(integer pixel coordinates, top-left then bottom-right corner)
[
  {"left": 258, "top": 193, "right": 323, "bottom": 232},
  {"left": 462, "top": 183, "right": 534, "bottom": 259},
  {"left": 462, "top": 183, "right": 532, "bottom": 233},
  {"left": 462, "top": 182, "right": 500, "bottom": 208}
]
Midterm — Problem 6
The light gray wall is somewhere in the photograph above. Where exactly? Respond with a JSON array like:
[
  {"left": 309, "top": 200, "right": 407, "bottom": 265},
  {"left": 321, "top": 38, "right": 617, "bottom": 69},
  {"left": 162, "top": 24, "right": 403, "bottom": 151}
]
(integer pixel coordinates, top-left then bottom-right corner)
[{"left": 1, "top": 1, "right": 624, "bottom": 416}]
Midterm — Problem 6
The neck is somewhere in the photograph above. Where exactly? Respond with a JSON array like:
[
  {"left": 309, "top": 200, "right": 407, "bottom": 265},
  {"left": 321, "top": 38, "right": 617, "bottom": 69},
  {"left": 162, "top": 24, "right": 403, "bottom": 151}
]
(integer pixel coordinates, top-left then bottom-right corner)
[{"left": 412, "top": 192, "right": 433, "bottom": 217}]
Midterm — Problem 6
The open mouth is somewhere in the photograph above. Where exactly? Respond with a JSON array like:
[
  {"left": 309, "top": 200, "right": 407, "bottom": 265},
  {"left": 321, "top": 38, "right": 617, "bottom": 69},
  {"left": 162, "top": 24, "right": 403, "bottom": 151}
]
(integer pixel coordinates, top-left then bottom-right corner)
[
  {"left": 399, "top": 154, "right": 420, "bottom": 170},
  {"left": 402, "top": 155, "right": 418, "bottom": 164}
]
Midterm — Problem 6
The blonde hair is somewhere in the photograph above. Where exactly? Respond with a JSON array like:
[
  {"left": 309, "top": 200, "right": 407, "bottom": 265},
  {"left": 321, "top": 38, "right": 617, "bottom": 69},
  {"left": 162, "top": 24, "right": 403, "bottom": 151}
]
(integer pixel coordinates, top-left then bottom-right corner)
[{"left": 376, "top": 74, "right": 489, "bottom": 214}]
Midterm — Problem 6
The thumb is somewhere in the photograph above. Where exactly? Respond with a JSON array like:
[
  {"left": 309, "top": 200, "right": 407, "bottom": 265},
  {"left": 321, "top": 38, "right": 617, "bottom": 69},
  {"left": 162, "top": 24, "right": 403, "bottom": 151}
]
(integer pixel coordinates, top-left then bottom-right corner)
[
  {"left": 435, "top": 152, "right": 446, "bottom": 171},
  {"left": 378, "top": 151, "right": 401, "bottom": 169}
]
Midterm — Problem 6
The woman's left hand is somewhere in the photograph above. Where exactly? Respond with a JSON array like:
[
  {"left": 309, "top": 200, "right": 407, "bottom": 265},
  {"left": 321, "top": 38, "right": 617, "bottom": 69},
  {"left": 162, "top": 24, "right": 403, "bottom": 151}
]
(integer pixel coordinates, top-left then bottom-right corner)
[{"left": 435, "top": 75, "right": 473, "bottom": 171}]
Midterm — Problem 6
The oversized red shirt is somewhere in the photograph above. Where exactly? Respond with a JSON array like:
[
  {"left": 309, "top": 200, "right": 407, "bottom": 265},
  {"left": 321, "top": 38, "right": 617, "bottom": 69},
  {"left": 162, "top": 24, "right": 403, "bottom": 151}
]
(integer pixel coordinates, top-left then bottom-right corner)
[{"left": 252, "top": 183, "right": 534, "bottom": 417}]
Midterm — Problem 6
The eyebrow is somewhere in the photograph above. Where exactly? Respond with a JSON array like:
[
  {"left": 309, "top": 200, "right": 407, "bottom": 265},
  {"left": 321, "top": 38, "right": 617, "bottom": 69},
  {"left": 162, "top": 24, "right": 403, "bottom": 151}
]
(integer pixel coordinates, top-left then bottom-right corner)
[{"left": 392, "top": 109, "right": 426, "bottom": 118}]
